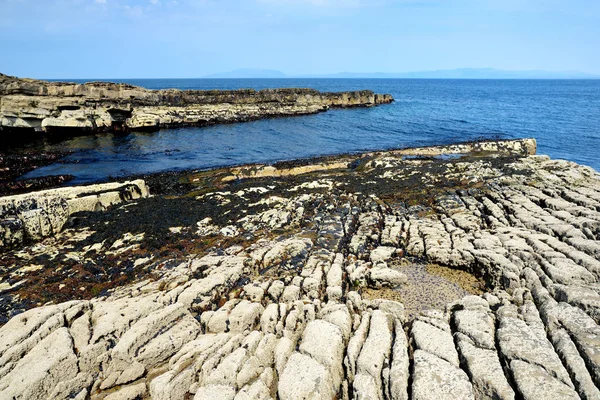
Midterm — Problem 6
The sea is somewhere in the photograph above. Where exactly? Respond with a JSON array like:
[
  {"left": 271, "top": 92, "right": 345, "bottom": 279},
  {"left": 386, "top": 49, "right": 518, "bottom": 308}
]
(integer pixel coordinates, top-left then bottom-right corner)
[{"left": 14, "top": 79, "right": 600, "bottom": 184}]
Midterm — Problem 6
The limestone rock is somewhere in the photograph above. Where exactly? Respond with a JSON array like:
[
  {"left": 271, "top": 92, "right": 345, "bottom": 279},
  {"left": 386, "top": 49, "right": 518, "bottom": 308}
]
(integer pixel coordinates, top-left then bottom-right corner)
[
  {"left": 411, "top": 350, "right": 474, "bottom": 400},
  {"left": 278, "top": 352, "right": 334, "bottom": 400}
]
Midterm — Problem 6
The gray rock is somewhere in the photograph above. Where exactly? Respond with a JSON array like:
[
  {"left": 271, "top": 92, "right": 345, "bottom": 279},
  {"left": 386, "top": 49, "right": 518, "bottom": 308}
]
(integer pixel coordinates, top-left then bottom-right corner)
[
  {"left": 299, "top": 320, "right": 345, "bottom": 391},
  {"left": 104, "top": 382, "right": 147, "bottom": 400},
  {"left": 389, "top": 320, "right": 409, "bottom": 400},
  {"left": 510, "top": 360, "right": 579, "bottom": 400},
  {"left": 0, "top": 327, "right": 79, "bottom": 400},
  {"left": 411, "top": 319, "right": 459, "bottom": 367},
  {"left": 354, "top": 310, "right": 393, "bottom": 399},
  {"left": 497, "top": 305, "right": 575, "bottom": 393},
  {"left": 411, "top": 350, "right": 474, "bottom": 400},
  {"left": 278, "top": 352, "right": 334, "bottom": 400}
]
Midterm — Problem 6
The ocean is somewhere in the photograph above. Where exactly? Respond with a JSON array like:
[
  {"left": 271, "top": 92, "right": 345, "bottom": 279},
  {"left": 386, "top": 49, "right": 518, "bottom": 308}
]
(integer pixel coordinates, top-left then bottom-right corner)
[{"left": 16, "top": 79, "right": 600, "bottom": 183}]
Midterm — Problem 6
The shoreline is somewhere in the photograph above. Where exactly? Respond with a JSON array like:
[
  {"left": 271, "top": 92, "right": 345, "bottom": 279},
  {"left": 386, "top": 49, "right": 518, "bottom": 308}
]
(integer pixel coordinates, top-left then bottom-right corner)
[{"left": 6, "top": 135, "right": 536, "bottom": 196}]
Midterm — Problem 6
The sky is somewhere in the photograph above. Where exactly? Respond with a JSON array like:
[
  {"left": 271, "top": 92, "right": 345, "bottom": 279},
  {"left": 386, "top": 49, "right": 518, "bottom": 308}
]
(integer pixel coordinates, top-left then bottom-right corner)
[{"left": 1, "top": 0, "right": 599, "bottom": 78}]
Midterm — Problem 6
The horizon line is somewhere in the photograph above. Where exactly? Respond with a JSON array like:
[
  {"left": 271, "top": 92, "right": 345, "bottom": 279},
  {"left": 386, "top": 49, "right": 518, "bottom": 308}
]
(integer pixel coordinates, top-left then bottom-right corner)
[{"left": 41, "top": 77, "right": 600, "bottom": 81}]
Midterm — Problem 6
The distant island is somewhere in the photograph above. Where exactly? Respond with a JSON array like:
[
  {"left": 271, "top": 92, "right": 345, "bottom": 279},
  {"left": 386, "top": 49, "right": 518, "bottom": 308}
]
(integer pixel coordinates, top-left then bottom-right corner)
[
  {"left": 204, "top": 68, "right": 288, "bottom": 79},
  {"left": 205, "top": 67, "right": 600, "bottom": 79}
]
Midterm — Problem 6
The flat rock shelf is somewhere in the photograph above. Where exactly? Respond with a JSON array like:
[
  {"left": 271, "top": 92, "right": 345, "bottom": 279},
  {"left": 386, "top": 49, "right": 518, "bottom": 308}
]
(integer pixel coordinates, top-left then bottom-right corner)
[
  {"left": 0, "top": 73, "right": 393, "bottom": 138},
  {"left": 1, "top": 138, "right": 600, "bottom": 400}
]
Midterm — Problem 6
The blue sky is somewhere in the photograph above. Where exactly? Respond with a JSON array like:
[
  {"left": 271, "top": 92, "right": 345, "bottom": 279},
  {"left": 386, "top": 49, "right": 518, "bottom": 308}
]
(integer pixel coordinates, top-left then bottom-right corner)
[{"left": 1, "top": 0, "right": 599, "bottom": 78}]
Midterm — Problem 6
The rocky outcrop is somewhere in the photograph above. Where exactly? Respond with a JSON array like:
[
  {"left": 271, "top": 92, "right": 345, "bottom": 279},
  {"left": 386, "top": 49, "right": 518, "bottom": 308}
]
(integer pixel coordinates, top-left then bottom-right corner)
[
  {"left": 0, "top": 180, "right": 149, "bottom": 249},
  {"left": 0, "top": 73, "right": 393, "bottom": 135},
  {"left": 1, "top": 139, "right": 600, "bottom": 399}
]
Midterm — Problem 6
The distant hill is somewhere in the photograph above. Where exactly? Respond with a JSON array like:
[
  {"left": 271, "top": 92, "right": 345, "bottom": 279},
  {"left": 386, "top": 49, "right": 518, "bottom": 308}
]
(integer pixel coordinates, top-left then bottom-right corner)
[
  {"left": 204, "top": 69, "right": 288, "bottom": 78},
  {"left": 204, "top": 68, "right": 599, "bottom": 79},
  {"left": 308, "top": 68, "right": 599, "bottom": 79}
]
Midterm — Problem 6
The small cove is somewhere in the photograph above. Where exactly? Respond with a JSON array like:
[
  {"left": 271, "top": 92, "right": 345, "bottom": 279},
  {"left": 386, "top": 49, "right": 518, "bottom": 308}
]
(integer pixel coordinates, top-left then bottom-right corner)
[{"left": 7, "top": 78, "right": 599, "bottom": 184}]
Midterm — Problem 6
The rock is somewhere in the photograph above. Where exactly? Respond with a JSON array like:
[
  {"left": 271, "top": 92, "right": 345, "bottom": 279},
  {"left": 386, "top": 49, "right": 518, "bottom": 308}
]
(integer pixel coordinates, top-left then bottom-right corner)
[
  {"left": 411, "top": 350, "right": 474, "bottom": 400},
  {"left": 235, "top": 379, "right": 272, "bottom": 400},
  {"left": 281, "top": 285, "right": 301, "bottom": 303},
  {"left": 262, "top": 238, "right": 313, "bottom": 270},
  {"left": 0, "top": 327, "right": 79, "bottom": 400},
  {"left": 104, "top": 382, "right": 147, "bottom": 400},
  {"left": 496, "top": 304, "right": 575, "bottom": 395},
  {"left": 389, "top": 320, "right": 409, "bottom": 400},
  {"left": 0, "top": 74, "right": 394, "bottom": 137},
  {"left": 370, "top": 246, "right": 397, "bottom": 263},
  {"left": 267, "top": 280, "right": 285, "bottom": 301},
  {"left": 2, "top": 138, "right": 600, "bottom": 400},
  {"left": 0, "top": 180, "right": 149, "bottom": 249},
  {"left": 411, "top": 319, "right": 459, "bottom": 367},
  {"left": 260, "top": 304, "right": 280, "bottom": 334},
  {"left": 364, "top": 299, "right": 406, "bottom": 323},
  {"left": 320, "top": 304, "right": 352, "bottom": 341},
  {"left": 345, "top": 312, "right": 370, "bottom": 382},
  {"left": 299, "top": 320, "right": 345, "bottom": 391},
  {"left": 451, "top": 301, "right": 515, "bottom": 400},
  {"left": 278, "top": 352, "right": 334, "bottom": 400},
  {"left": 326, "top": 255, "right": 344, "bottom": 288},
  {"left": 108, "top": 302, "right": 200, "bottom": 380},
  {"left": 455, "top": 336, "right": 515, "bottom": 400},
  {"left": 194, "top": 385, "right": 236, "bottom": 400},
  {"left": 354, "top": 310, "right": 393, "bottom": 399},
  {"left": 243, "top": 283, "right": 265, "bottom": 302},
  {"left": 228, "top": 301, "right": 264, "bottom": 333},
  {"left": 367, "top": 265, "right": 407, "bottom": 288},
  {"left": 510, "top": 360, "right": 579, "bottom": 400}
]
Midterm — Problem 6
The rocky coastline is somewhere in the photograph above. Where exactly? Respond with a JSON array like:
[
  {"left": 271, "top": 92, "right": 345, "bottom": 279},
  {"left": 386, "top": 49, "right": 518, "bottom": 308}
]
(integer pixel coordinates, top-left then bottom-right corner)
[
  {"left": 1, "top": 138, "right": 600, "bottom": 399},
  {"left": 0, "top": 73, "right": 393, "bottom": 137}
]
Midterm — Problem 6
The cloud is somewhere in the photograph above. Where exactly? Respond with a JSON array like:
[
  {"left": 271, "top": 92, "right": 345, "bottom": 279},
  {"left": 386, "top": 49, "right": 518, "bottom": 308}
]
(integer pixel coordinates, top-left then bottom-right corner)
[
  {"left": 124, "top": 4, "right": 144, "bottom": 17},
  {"left": 257, "top": 0, "right": 363, "bottom": 7},
  {"left": 94, "top": 0, "right": 107, "bottom": 3}
]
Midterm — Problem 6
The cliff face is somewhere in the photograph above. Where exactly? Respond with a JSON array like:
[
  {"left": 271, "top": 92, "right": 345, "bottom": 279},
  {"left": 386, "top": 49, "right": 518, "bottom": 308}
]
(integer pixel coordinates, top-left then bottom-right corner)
[{"left": 0, "top": 73, "right": 393, "bottom": 134}]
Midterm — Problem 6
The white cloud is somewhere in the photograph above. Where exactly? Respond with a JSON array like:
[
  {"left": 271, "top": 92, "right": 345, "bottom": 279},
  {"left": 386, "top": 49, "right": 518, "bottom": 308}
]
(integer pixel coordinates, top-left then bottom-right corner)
[
  {"left": 94, "top": 0, "right": 107, "bottom": 3},
  {"left": 124, "top": 4, "right": 144, "bottom": 17},
  {"left": 257, "top": 0, "right": 363, "bottom": 7}
]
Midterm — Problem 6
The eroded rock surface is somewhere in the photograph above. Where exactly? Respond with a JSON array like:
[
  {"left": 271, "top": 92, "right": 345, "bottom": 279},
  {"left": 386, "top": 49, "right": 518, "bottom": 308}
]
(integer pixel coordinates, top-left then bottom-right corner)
[{"left": 1, "top": 138, "right": 600, "bottom": 399}]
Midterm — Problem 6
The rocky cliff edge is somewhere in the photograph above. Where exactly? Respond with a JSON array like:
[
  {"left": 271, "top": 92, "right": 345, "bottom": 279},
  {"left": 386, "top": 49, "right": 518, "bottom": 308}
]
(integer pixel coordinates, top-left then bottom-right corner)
[{"left": 0, "top": 73, "right": 393, "bottom": 135}]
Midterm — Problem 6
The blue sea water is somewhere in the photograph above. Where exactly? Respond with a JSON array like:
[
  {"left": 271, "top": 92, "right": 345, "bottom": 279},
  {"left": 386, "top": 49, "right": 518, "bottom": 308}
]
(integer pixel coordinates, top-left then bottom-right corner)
[{"left": 19, "top": 79, "right": 600, "bottom": 184}]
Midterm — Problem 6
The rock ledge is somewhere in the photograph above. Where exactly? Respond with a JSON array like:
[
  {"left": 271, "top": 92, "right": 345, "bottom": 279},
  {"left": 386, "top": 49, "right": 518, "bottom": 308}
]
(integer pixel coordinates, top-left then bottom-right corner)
[{"left": 0, "top": 73, "right": 393, "bottom": 136}]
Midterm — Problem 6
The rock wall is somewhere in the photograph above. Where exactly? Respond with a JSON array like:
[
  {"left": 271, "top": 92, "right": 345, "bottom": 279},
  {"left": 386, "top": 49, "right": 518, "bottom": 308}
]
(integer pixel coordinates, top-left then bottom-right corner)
[
  {"left": 0, "top": 180, "right": 149, "bottom": 249},
  {"left": 0, "top": 73, "right": 393, "bottom": 134},
  {"left": 2, "top": 139, "right": 600, "bottom": 399}
]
